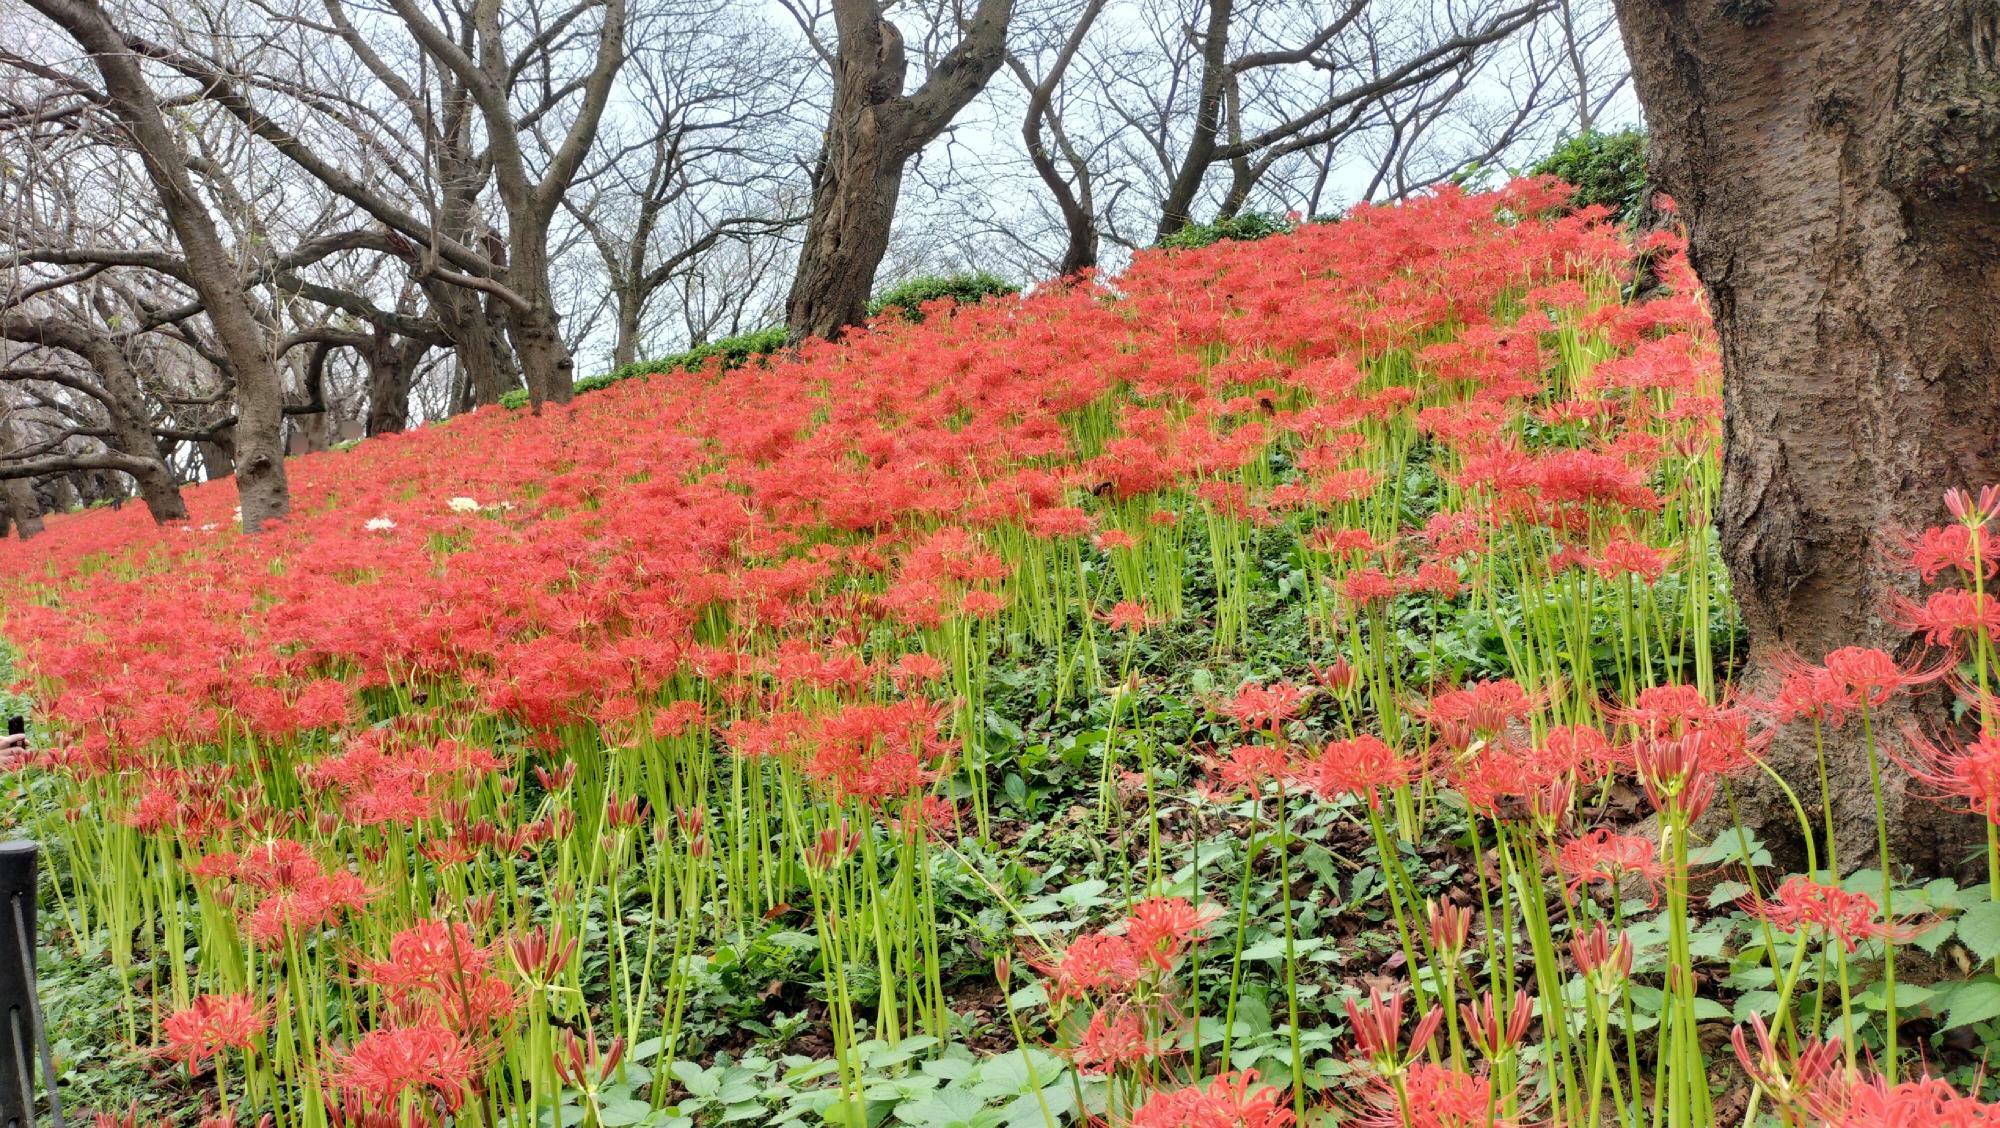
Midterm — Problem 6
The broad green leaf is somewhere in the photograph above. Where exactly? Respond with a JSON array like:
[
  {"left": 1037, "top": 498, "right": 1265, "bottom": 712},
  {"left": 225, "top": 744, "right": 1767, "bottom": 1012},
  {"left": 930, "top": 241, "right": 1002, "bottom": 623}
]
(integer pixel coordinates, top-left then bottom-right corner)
[
  {"left": 1958, "top": 899, "right": 2000, "bottom": 965},
  {"left": 1944, "top": 979, "right": 2000, "bottom": 1030}
]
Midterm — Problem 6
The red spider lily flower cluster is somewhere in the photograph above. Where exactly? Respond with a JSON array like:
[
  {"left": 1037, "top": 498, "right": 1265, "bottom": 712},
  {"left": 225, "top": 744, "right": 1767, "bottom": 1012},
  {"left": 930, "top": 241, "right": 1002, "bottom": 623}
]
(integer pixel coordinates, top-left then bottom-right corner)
[
  {"left": 1352, "top": 1063, "right": 1514, "bottom": 1128},
  {"left": 1749, "top": 876, "right": 1920, "bottom": 953},
  {"left": 1128, "top": 1070, "right": 1294, "bottom": 1128},
  {"left": 0, "top": 180, "right": 1744, "bottom": 1120},
  {"left": 327, "top": 1024, "right": 481, "bottom": 1117},
  {"left": 1032, "top": 897, "right": 1218, "bottom": 1077},
  {"left": 160, "top": 993, "right": 267, "bottom": 1067},
  {"left": 1034, "top": 896, "right": 1218, "bottom": 1004}
]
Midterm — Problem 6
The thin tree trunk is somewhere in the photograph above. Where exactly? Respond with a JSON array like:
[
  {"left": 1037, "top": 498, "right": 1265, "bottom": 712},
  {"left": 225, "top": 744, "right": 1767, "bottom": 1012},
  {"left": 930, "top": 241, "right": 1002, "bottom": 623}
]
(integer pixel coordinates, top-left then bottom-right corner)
[
  {"left": 1155, "top": 0, "right": 1235, "bottom": 239},
  {"left": 1615, "top": 0, "right": 2000, "bottom": 873},
  {"left": 611, "top": 285, "right": 644, "bottom": 371}
]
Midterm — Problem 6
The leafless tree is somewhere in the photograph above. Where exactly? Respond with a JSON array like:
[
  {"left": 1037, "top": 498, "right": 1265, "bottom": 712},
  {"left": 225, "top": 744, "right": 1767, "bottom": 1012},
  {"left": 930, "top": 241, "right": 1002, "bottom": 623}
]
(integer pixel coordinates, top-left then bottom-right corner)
[
  {"left": 1006, "top": 0, "right": 1110, "bottom": 276},
  {"left": 16, "top": 0, "right": 295, "bottom": 529},
  {"left": 564, "top": 0, "right": 811, "bottom": 369},
  {"left": 780, "top": 0, "right": 1015, "bottom": 340}
]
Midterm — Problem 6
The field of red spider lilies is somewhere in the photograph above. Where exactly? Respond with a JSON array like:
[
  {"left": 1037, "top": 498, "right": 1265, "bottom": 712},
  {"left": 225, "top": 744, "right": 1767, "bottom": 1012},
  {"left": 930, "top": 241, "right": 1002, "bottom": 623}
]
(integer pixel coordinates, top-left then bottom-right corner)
[{"left": 7, "top": 180, "right": 2000, "bottom": 1128}]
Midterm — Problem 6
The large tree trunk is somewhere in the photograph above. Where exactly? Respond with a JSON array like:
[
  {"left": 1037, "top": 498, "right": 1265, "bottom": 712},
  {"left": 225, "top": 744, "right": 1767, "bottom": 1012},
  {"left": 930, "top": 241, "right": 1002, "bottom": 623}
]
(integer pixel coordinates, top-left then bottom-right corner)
[
  {"left": 430, "top": 283, "right": 520, "bottom": 411},
  {"left": 787, "top": 113, "right": 910, "bottom": 340},
  {"left": 785, "top": 0, "right": 1014, "bottom": 341},
  {"left": 0, "top": 420, "right": 44, "bottom": 539},
  {"left": 499, "top": 222, "right": 576, "bottom": 407},
  {"left": 1615, "top": 0, "right": 2000, "bottom": 875},
  {"left": 2, "top": 485, "right": 41, "bottom": 539},
  {"left": 365, "top": 330, "right": 422, "bottom": 436}
]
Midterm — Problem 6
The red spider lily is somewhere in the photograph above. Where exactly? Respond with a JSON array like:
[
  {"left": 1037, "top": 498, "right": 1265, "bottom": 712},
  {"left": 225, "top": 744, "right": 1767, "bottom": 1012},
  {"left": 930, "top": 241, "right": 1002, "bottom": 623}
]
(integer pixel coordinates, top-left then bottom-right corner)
[
  {"left": 1633, "top": 733, "right": 1720, "bottom": 821},
  {"left": 1944, "top": 485, "right": 2000, "bottom": 528},
  {"left": 328, "top": 1024, "right": 480, "bottom": 1115},
  {"left": 1569, "top": 922, "right": 1633, "bottom": 991},
  {"left": 1340, "top": 567, "right": 1401, "bottom": 607},
  {"left": 1126, "top": 897, "right": 1218, "bottom": 969},
  {"left": 1345, "top": 986, "right": 1442, "bottom": 1076},
  {"left": 1593, "top": 535, "right": 1669, "bottom": 583},
  {"left": 1900, "top": 523, "right": 2000, "bottom": 583},
  {"left": 194, "top": 840, "right": 373, "bottom": 946},
  {"left": 1892, "top": 589, "right": 2000, "bottom": 648},
  {"left": 506, "top": 925, "right": 578, "bottom": 982},
  {"left": 1214, "top": 744, "right": 1300, "bottom": 794},
  {"left": 1070, "top": 1005, "right": 1152, "bottom": 1075},
  {"left": 1754, "top": 665, "right": 1859, "bottom": 728},
  {"left": 1304, "top": 525, "right": 1381, "bottom": 556},
  {"left": 1897, "top": 727, "right": 2000, "bottom": 824},
  {"left": 1749, "top": 876, "right": 1921, "bottom": 953},
  {"left": 1217, "top": 681, "right": 1309, "bottom": 734},
  {"left": 805, "top": 821, "right": 862, "bottom": 871},
  {"left": 1129, "top": 1070, "right": 1294, "bottom": 1128},
  {"left": 1607, "top": 683, "right": 1714, "bottom": 737},
  {"left": 551, "top": 1030, "right": 626, "bottom": 1089},
  {"left": 1312, "top": 736, "right": 1419, "bottom": 809},
  {"left": 1556, "top": 828, "right": 1663, "bottom": 900},
  {"left": 1352, "top": 1063, "right": 1513, "bottom": 1128},
  {"left": 1416, "top": 679, "right": 1541, "bottom": 753},
  {"left": 1806, "top": 1072, "right": 2000, "bottom": 1126},
  {"left": 1033, "top": 933, "right": 1144, "bottom": 1002},
  {"left": 1425, "top": 900, "right": 1471, "bottom": 958},
  {"left": 360, "top": 921, "right": 516, "bottom": 1033},
  {"left": 1732, "top": 1012, "right": 1845, "bottom": 1119},
  {"left": 1818, "top": 646, "right": 1949, "bottom": 710},
  {"left": 884, "top": 795, "right": 959, "bottom": 840},
  {"left": 1093, "top": 528, "right": 1139, "bottom": 553},
  {"left": 161, "top": 994, "right": 267, "bottom": 1066},
  {"left": 1308, "top": 658, "right": 1356, "bottom": 695},
  {"left": 1460, "top": 989, "right": 1533, "bottom": 1059},
  {"left": 1101, "top": 601, "right": 1160, "bottom": 633}
]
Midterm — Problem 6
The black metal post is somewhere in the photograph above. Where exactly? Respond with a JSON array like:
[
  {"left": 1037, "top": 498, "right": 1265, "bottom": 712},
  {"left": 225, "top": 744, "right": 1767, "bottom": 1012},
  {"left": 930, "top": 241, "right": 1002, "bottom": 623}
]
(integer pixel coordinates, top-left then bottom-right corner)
[{"left": 0, "top": 841, "right": 38, "bottom": 1128}]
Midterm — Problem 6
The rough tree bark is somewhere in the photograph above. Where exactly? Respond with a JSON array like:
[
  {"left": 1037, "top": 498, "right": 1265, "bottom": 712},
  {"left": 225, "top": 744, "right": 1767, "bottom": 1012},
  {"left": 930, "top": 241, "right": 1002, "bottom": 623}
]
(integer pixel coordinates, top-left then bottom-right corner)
[
  {"left": 1614, "top": 0, "right": 2000, "bottom": 874},
  {"left": 364, "top": 328, "right": 425, "bottom": 437},
  {"left": 785, "top": 0, "right": 1015, "bottom": 340},
  {"left": 27, "top": 0, "right": 290, "bottom": 531},
  {"left": 0, "top": 419, "right": 46, "bottom": 540}
]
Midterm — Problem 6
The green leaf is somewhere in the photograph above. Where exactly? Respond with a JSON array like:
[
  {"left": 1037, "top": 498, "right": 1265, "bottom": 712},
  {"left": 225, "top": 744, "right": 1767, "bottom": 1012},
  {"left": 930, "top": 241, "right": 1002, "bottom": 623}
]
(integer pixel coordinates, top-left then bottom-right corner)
[
  {"left": 819, "top": 1098, "right": 870, "bottom": 1128},
  {"left": 1732, "top": 990, "right": 1779, "bottom": 1024},
  {"left": 1944, "top": 979, "right": 2000, "bottom": 1030},
  {"left": 672, "top": 1061, "right": 720, "bottom": 1099},
  {"left": 1238, "top": 936, "right": 1325, "bottom": 962},
  {"left": 1958, "top": 900, "right": 2000, "bottom": 965},
  {"left": 1913, "top": 917, "right": 1955, "bottom": 955},
  {"left": 1706, "top": 880, "right": 1751, "bottom": 908},
  {"left": 598, "top": 1098, "right": 659, "bottom": 1127},
  {"left": 894, "top": 1087, "right": 993, "bottom": 1127}
]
